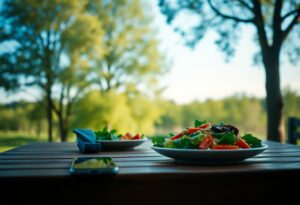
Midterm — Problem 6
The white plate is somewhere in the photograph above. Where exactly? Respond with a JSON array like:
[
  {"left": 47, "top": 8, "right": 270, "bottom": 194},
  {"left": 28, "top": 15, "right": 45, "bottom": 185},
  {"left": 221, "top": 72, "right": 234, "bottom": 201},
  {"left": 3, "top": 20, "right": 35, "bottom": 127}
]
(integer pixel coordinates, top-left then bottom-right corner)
[
  {"left": 97, "top": 139, "right": 147, "bottom": 150},
  {"left": 151, "top": 144, "right": 268, "bottom": 164}
]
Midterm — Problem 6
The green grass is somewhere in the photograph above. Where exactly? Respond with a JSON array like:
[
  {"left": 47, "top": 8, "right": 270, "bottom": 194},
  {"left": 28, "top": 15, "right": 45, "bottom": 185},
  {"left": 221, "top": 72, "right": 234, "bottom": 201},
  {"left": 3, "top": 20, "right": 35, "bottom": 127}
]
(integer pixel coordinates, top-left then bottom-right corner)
[
  {"left": 0, "top": 131, "right": 77, "bottom": 153},
  {"left": 0, "top": 131, "right": 47, "bottom": 153}
]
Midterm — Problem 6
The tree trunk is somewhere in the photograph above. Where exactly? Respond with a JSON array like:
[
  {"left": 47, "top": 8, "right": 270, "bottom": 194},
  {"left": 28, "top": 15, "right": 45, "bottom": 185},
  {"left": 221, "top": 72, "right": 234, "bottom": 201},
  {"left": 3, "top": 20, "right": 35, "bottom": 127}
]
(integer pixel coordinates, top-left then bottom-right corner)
[
  {"left": 58, "top": 114, "right": 67, "bottom": 142},
  {"left": 57, "top": 110, "right": 71, "bottom": 142},
  {"left": 264, "top": 50, "right": 285, "bottom": 142},
  {"left": 46, "top": 89, "right": 53, "bottom": 142},
  {"left": 58, "top": 114, "right": 69, "bottom": 142}
]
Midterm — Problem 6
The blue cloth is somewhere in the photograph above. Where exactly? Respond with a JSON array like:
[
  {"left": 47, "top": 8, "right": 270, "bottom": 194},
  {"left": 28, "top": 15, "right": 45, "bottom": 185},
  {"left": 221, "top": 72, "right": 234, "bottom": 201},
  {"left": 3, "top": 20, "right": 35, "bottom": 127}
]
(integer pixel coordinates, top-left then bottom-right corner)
[
  {"left": 73, "top": 129, "right": 101, "bottom": 153},
  {"left": 76, "top": 140, "right": 102, "bottom": 153},
  {"left": 73, "top": 129, "right": 96, "bottom": 143}
]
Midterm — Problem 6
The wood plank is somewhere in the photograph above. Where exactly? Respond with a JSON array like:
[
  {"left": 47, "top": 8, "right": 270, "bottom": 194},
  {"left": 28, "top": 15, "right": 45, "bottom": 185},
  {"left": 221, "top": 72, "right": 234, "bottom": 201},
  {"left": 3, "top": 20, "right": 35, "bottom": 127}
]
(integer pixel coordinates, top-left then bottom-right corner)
[
  {"left": 1, "top": 140, "right": 300, "bottom": 205},
  {"left": 1, "top": 140, "right": 300, "bottom": 178},
  {"left": 4, "top": 151, "right": 300, "bottom": 164},
  {"left": 2, "top": 161, "right": 300, "bottom": 178},
  {"left": 0, "top": 155, "right": 299, "bottom": 163},
  {"left": 2, "top": 151, "right": 300, "bottom": 159},
  {"left": 2, "top": 156, "right": 300, "bottom": 171}
]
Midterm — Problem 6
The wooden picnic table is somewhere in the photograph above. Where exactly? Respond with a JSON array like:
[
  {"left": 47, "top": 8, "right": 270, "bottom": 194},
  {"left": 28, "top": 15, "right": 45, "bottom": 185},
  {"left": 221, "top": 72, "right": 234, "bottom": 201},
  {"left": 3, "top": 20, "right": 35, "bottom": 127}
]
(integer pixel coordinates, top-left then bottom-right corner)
[{"left": 1, "top": 140, "right": 300, "bottom": 204}]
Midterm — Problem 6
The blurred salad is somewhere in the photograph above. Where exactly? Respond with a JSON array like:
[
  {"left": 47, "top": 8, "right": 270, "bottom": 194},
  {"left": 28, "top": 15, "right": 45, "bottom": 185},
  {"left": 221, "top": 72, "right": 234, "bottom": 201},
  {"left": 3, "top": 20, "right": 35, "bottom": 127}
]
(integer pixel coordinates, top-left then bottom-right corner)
[
  {"left": 95, "top": 127, "right": 144, "bottom": 141},
  {"left": 151, "top": 120, "right": 262, "bottom": 150}
]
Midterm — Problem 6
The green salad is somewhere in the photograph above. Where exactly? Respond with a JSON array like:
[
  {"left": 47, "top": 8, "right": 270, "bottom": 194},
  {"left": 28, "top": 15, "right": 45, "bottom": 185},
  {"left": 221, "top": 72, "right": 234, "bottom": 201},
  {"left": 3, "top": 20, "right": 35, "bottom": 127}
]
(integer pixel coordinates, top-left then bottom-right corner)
[
  {"left": 152, "top": 120, "right": 262, "bottom": 150},
  {"left": 94, "top": 127, "right": 144, "bottom": 141}
]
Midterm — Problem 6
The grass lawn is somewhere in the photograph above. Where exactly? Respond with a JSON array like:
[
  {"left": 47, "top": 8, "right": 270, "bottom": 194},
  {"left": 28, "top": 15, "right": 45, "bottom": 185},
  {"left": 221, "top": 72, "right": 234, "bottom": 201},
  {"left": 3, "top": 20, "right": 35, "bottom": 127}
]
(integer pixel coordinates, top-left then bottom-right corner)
[
  {"left": 0, "top": 132, "right": 48, "bottom": 153},
  {"left": 0, "top": 131, "right": 77, "bottom": 153}
]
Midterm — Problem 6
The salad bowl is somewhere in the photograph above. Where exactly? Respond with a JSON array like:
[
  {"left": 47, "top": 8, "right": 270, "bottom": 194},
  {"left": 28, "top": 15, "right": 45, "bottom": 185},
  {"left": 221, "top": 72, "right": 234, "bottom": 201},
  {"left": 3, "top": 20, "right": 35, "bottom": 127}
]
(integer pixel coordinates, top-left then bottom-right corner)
[
  {"left": 152, "top": 144, "right": 268, "bottom": 163},
  {"left": 98, "top": 138, "right": 148, "bottom": 150},
  {"left": 151, "top": 119, "right": 268, "bottom": 164}
]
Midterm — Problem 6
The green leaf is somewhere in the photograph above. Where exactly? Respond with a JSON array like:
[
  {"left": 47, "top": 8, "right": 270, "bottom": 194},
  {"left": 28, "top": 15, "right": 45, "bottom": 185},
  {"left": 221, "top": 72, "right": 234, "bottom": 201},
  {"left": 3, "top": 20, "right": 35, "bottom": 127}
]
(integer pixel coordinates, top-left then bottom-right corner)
[
  {"left": 94, "top": 127, "right": 121, "bottom": 141},
  {"left": 151, "top": 136, "right": 166, "bottom": 147},
  {"left": 218, "top": 132, "right": 236, "bottom": 145},
  {"left": 219, "top": 122, "right": 225, "bottom": 126},
  {"left": 164, "top": 140, "right": 176, "bottom": 148},
  {"left": 242, "top": 134, "right": 262, "bottom": 148},
  {"left": 169, "top": 133, "right": 175, "bottom": 137},
  {"left": 211, "top": 132, "right": 225, "bottom": 139},
  {"left": 173, "top": 136, "right": 195, "bottom": 149},
  {"left": 194, "top": 120, "right": 207, "bottom": 127},
  {"left": 190, "top": 133, "right": 205, "bottom": 146}
]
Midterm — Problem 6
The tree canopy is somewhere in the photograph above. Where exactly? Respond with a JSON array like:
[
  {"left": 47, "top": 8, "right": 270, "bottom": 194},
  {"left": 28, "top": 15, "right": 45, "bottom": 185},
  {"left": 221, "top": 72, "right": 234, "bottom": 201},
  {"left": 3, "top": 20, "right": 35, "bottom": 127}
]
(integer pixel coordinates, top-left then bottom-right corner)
[
  {"left": 0, "top": 0, "right": 166, "bottom": 141},
  {"left": 159, "top": 0, "right": 300, "bottom": 142},
  {"left": 86, "top": 0, "right": 166, "bottom": 95}
]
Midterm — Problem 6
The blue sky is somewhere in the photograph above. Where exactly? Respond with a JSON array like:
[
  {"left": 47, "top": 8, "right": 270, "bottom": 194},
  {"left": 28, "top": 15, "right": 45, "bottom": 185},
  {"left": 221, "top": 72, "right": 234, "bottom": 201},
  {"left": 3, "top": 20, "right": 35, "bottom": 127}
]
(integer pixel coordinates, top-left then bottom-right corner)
[
  {"left": 151, "top": 1, "right": 300, "bottom": 104},
  {"left": 0, "top": 1, "right": 299, "bottom": 104}
]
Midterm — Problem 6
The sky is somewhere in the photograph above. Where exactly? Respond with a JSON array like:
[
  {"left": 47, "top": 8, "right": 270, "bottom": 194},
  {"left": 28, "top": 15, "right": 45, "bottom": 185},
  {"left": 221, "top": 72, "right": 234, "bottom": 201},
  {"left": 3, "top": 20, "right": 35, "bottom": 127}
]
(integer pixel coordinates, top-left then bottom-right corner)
[
  {"left": 151, "top": 1, "right": 300, "bottom": 104},
  {"left": 0, "top": 1, "right": 299, "bottom": 104}
]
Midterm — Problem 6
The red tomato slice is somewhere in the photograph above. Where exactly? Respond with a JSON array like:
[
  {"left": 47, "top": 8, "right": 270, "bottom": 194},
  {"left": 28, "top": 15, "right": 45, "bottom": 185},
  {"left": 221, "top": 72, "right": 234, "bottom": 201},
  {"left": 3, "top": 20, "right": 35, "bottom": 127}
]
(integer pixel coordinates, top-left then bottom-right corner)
[
  {"left": 235, "top": 138, "right": 251, "bottom": 149},
  {"left": 199, "top": 135, "right": 214, "bottom": 149},
  {"left": 132, "top": 134, "right": 141, "bottom": 140},
  {"left": 170, "top": 133, "right": 183, "bottom": 140},
  {"left": 197, "top": 123, "right": 211, "bottom": 129},
  {"left": 187, "top": 123, "right": 211, "bottom": 134}
]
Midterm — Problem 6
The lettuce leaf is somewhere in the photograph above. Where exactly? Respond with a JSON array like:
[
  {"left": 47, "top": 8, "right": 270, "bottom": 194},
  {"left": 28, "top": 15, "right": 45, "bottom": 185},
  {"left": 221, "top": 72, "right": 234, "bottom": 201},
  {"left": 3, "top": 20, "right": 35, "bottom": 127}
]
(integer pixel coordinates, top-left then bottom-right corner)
[
  {"left": 94, "top": 127, "right": 120, "bottom": 140},
  {"left": 190, "top": 133, "right": 205, "bottom": 146},
  {"left": 242, "top": 134, "right": 262, "bottom": 148},
  {"left": 218, "top": 132, "right": 236, "bottom": 145},
  {"left": 172, "top": 136, "right": 195, "bottom": 149},
  {"left": 151, "top": 136, "right": 166, "bottom": 147},
  {"left": 194, "top": 120, "right": 207, "bottom": 127}
]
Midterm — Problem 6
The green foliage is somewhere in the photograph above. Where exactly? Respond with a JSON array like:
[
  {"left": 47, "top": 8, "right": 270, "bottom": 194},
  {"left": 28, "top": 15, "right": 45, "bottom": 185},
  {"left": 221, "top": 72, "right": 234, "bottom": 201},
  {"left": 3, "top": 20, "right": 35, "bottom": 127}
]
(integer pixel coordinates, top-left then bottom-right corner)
[
  {"left": 155, "top": 100, "right": 182, "bottom": 131},
  {"left": 0, "top": 0, "right": 165, "bottom": 141},
  {"left": 72, "top": 90, "right": 135, "bottom": 134},
  {"left": 0, "top": 102, "right": 47, "bottom": 134},
  {"left": 1, "top": 90, "right": 300, "bottom": 144},
  {"left": 72, "top": 90, "right": 162, "bottom": 136},
  {"left": 86, "top": 0, "right": 166, "bottom": 94},
  {"left": 283, "top": 88, "right": 300, "bottom": 118},
  {"left": 0, "top": 0, "right": 104, "bottom": 141},
  {"left": 159, "top": 0, "right": 300, "bottom": 142},
  {"left": 157, "top": 94, "right": 268, "bottom": 138},
  {"left": 0, "top": 0, "right": 102, "bottom": 90},
  {"left": 159, "top": 0, "right": 300, "bottom": 64},
  {"left": 127, "top": 95, "right": 162, "bottom": 135}
]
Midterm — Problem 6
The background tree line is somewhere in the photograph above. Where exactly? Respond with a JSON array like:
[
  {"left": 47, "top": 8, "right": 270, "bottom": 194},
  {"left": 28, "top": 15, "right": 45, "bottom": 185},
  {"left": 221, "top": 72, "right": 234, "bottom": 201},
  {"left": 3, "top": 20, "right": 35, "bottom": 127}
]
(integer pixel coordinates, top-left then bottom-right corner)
[
  {"left": 0, "top": 0, "right": 164, "bottom": 142},
  {"left": 0, "top": 88, "right": 299, "bottom": 141}
]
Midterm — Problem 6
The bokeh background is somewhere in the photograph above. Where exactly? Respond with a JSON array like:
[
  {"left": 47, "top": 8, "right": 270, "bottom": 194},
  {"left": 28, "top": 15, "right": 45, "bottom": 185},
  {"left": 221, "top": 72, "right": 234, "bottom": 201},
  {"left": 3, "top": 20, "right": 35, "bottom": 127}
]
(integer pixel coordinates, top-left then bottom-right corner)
[{"left": 0, "top": 0, "right": 299, "bottom": 152}]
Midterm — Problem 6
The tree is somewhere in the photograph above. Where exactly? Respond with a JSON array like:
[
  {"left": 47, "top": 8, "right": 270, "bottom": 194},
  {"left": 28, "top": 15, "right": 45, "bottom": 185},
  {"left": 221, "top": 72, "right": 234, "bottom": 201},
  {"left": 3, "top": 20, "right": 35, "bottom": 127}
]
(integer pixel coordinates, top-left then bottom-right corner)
[
  {"left": 86, "top": 0, "right": 166, "bottom": 94},
  {"left": 51, "top": 57, "right": 94, "bottom": 141},
  {"left": 0, "top": 0, "right": 102, "bottom": 141},
  {"left": 127, "top": 95, "right": 162, "bottom": 135},
  {"left": 72, "top": 90, "right": 136, "bottom": 133},
  {"left": 159, "top": 0, "right": 300, "bottom": 142}
]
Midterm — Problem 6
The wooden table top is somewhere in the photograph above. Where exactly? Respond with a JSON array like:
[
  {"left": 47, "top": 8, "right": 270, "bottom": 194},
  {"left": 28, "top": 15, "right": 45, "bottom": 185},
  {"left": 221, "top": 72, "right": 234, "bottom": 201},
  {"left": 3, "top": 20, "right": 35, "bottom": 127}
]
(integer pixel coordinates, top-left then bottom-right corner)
[
  {"left": 0, "top": 140, "right": 300, "bottom": 178},
  {"left": 1, "top": 140, "right": 300, "bottom": 204}
]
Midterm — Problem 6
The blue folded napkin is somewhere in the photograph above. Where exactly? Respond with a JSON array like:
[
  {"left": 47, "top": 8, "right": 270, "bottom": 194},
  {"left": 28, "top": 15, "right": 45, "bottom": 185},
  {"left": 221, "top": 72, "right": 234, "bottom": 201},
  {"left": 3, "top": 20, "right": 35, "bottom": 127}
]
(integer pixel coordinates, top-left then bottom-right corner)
[
  {"left": 73, "top": 129, "right": 96, "bottom": 143},
  {"left": 76, "top": 140, "right": 102, "bottom": 153},
  {"left": 73, "top": 129, "right": 101, "bottom": 153}
]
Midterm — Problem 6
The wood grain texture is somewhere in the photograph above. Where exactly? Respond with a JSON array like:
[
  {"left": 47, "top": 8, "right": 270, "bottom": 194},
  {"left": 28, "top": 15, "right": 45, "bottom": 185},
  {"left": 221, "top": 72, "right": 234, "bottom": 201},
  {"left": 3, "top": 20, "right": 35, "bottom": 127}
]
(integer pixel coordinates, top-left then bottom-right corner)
[{"left": 1, "top": 140, "right": 300, "bottom": 204}]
